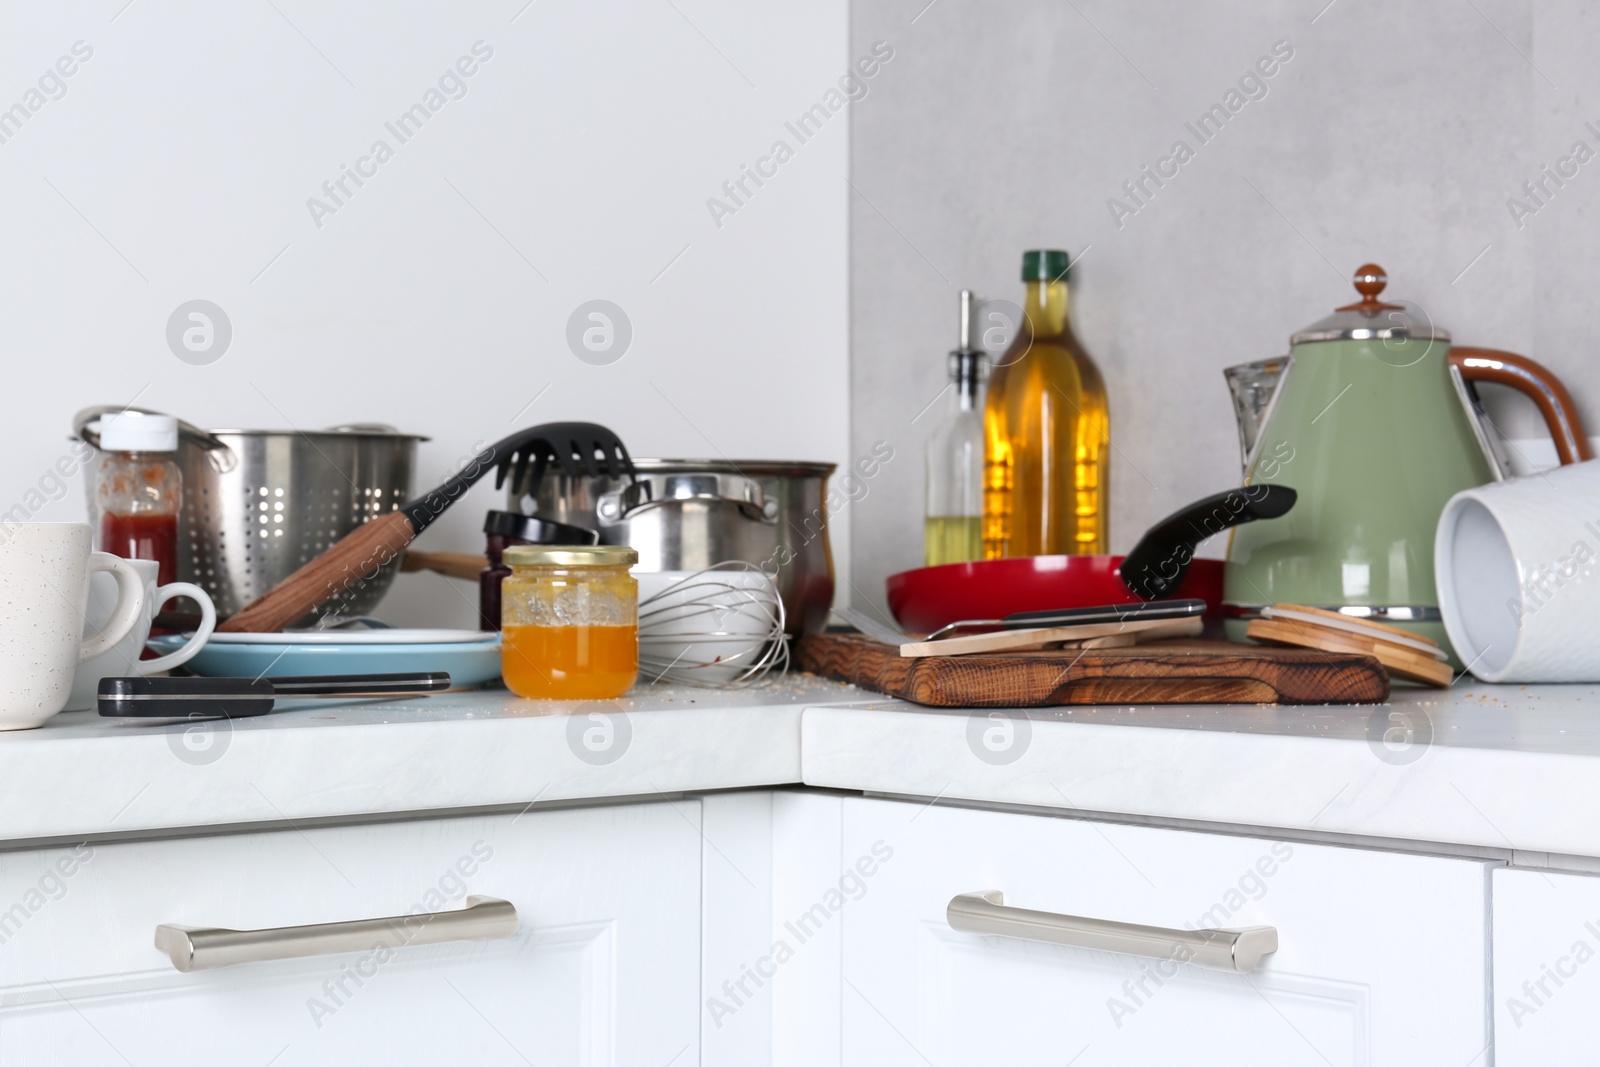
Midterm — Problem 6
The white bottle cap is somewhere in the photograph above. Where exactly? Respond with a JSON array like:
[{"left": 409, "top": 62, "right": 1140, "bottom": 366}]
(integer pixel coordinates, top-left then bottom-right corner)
[{"left": 100, "top": 412, "right": 180, "bottom": 452}]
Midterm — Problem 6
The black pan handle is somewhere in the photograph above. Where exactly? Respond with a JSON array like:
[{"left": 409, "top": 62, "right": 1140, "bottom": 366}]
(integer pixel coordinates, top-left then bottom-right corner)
[{"left": 1119, "top": 485, "right": 1297, "bottom": 600}]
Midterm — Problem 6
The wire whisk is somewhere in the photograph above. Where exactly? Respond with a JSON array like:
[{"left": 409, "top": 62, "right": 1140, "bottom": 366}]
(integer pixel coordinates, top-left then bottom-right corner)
[{"left": 638, "top": 562, "right": 789, "bottom": 688}]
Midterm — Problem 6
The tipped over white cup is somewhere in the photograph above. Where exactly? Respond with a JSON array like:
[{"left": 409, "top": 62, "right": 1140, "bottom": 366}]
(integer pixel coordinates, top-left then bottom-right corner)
[{"left": 1436, "top": 459, "right": 1600, "bottom": 683}]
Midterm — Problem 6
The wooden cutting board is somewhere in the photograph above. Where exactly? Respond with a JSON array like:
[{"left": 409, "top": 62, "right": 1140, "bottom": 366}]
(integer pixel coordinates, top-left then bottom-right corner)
[{"left": 794, "top": 632, "right": 1389, "bottom": 707}]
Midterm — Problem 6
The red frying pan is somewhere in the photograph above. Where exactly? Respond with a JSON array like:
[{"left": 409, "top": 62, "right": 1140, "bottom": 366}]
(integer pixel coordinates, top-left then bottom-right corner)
[{"left": 885, "top": 487, "right": 1294, "bottom": 633}]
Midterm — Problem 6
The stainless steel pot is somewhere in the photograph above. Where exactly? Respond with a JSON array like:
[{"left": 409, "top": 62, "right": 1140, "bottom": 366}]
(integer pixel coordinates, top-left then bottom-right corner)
[
  {"left": 518, "top": 459, "right": 837, "bottom": 635},
  {"left": 75, "top": 408, "right": 425, "bottom": 617}
]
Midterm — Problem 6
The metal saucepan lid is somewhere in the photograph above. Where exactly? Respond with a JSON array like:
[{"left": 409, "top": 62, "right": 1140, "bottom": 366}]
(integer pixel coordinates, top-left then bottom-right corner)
[
  {"left": 628, "top": 458, "right": 838, "bottom": 477},
  {"left": 1291, "top": 263, "right": 1451, "bottom": 345}
]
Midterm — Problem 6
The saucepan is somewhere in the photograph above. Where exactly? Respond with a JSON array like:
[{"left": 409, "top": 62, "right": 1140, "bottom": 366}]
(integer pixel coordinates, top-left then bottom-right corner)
[
  {"left": 887, "top": 486, "right": 1295, "bottom": 633},
  {"left": 517, "top": 458, "right": 838, "bottom": 636}
]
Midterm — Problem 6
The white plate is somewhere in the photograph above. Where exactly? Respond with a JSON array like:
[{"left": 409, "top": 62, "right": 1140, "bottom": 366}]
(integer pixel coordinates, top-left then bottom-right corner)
[{"left": 202, "top": 629, "right": 497, "bottom": 646}]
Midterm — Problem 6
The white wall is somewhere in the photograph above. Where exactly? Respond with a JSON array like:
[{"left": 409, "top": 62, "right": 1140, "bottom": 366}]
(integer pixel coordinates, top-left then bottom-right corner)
[
  {"left": 0, "top": 0, "right": 849, "bottom": 626},
  {"left": 849, "top": 0, "right": 1599, "bottom": 614}
]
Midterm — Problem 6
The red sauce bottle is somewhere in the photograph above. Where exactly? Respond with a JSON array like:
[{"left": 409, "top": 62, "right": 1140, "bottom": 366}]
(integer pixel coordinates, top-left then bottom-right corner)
[{"left": 95, "top": 413, "right": 182, "bottom": 586}]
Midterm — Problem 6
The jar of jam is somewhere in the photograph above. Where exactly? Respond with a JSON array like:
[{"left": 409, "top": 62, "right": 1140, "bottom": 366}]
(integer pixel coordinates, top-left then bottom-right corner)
[
  {"left": 500, "top": 545, "right": 638, "bottom": 699},
  {"left": 478, "top": 511, "right": 600, "bottom": 631},
  {"left": 94, "top": 412, "right": 181, "bottom": 585}
]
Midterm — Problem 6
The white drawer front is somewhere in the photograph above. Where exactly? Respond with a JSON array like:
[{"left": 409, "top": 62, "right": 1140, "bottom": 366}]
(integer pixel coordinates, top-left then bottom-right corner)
[
  {"left": 1493, "top": 866, "right": 1600, "bottom": 1063},
  {"left": 840, "top": 798, "right": 1491, "bottom": 1066},
  {"left": 0, "top": 801, "right": 701, "bottom": 1066}
]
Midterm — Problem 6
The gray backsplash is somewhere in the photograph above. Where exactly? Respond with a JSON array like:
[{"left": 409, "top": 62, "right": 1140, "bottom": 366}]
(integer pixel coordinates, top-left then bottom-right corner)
[{"left": 847, "top": 0, "right": 1592, "bottom": 613}]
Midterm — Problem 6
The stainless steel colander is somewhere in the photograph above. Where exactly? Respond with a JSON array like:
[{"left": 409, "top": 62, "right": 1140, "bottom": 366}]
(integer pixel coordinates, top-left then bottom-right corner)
[{"left": 75, "top": 410, "right": 425, "bottom": 617}]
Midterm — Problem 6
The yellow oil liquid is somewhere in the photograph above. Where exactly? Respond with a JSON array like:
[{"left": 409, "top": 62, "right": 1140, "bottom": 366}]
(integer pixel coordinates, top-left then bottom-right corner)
[
  {"left": 924, "top": 515, "right": 983, "bottom": 566},
  {"left": 983, "top": 277, "right": 1109, "bottom": 558}
]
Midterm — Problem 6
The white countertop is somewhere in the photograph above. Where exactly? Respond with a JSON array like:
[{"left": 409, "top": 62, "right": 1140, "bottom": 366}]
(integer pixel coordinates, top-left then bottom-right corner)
[
  {"left": 9, "top": 674, "right": 1600, "bottom": 860},
  {"left": 803, "top": 682, "right": 1600, "bottom": 860},
  {"left": 0, "top": 675, "right": 862, "bottom": 843}
]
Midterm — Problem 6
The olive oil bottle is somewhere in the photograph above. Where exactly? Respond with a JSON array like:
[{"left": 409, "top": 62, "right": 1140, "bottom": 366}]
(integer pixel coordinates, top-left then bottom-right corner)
[
  {"left": 983, "top": 249, "right": 1109, "bottom": 558},
  {"left": 924, "top": 290, "right": 986, "bottom": 566}
]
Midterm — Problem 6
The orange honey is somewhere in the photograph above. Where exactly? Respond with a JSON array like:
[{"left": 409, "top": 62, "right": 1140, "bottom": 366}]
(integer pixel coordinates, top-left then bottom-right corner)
[{"left": 502, "top": 624, "right": 638, "bottom": 700}]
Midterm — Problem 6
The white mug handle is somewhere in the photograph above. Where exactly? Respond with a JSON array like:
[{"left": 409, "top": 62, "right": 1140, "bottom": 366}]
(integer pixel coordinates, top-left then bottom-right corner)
[
  {"left": 79, "top": 553, "right": 147, "bottom": 664},
  {"left": 137, "top": 582, "right": 217, "bottom": 675}
]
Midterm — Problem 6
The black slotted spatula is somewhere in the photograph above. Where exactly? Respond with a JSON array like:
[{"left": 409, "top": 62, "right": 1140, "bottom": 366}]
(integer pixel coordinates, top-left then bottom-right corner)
[{"left": 219, "top": 422, "right": 637, "bottom": 633}]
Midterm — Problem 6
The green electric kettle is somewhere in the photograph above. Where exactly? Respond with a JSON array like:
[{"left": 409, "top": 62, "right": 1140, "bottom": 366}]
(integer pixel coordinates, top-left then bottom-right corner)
[{"left": 1222, "top": 263, "right": 1591, "bottom": 661}]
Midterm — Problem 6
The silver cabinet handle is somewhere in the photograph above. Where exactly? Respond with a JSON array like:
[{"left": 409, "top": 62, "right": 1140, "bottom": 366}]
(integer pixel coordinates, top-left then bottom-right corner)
[
  {"left": 947, "top": 891, "right": 1277, "bottom": 973},
  {"left": 155, "top": 895, "right": 517, "bottom": 973}
]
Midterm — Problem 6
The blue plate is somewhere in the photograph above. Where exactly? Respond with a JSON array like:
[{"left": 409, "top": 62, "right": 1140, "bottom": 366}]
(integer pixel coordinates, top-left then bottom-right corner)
[{"left": 148, "top": 635, "right": 504, "bottom": 689}]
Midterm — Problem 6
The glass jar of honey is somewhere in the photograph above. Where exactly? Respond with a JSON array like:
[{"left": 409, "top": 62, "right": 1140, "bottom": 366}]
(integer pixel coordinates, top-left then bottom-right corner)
[{"left": 500, "top": 545, "right": 638, "bottom": 700}]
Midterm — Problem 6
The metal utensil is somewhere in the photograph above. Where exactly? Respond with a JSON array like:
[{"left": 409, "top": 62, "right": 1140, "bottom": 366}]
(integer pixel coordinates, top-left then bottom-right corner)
[
  {"left": 75, "top": 409, "right": 425, "bottom": 618},
  {"left": 98, "top": 672, "right": 452, "bottom": 717},
  {"left": 219, "top": 422, "right": 637, "bottom": 632},
  {"left": 637, "top": 562, "right": 789, "bottom": 687},
  {"left": 925, "top": 599, "right": 1207, "bottom": 641}
]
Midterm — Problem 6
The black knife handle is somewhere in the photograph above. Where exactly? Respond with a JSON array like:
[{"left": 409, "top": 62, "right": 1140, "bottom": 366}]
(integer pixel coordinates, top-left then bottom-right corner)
[{"left": 1119, "top": 485, "right": 1297, "bottom": 600}]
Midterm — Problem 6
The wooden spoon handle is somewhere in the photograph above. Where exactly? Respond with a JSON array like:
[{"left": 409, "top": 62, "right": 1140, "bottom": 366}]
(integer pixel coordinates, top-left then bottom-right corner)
[
  {"left": 218, "top": 511, "right": 417, "bottom": 633},
  {"left": 400, "top": 550, "right": 489, "bottom": 582}
]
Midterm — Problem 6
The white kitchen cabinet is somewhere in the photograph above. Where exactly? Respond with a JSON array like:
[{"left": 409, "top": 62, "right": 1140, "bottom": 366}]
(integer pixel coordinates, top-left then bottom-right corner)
[
  {"left": 839, "top": 798, "right": 1493, "bottom": 1066},
  {"left": 1493, "top": 865, "right": 1600, "bottom": 1064},
  {"left": 0, "top": 801, "right": 702, "bottom": 1067}
]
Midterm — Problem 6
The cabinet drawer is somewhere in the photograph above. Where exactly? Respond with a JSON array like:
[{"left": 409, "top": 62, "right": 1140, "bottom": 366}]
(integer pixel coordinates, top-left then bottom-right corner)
[
  {"left": 841, "top": 798, "right": 1491, "bottom": 1066},
  {"left": 0, "top": 801, "right": 701, "bottom": 1066},
  {"left": 1493, "top": 866, "right": 1600, "bottom": 1063}
]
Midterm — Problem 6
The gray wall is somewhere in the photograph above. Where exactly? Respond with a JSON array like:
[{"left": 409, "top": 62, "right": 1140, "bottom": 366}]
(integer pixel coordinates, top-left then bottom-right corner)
[{"left": 848, "top": 0, "right": 1596, "bottom": 614}]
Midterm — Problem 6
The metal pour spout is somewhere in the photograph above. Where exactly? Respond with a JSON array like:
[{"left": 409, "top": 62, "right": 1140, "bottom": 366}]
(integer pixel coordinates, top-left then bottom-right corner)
[{"left": 1222, "top": 358, "right": 1289, "bottom": 476}]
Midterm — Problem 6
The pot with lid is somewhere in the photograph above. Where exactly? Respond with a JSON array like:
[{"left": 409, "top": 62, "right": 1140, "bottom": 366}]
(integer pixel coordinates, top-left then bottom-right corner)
[
  {"left": 1221, "top": 264, "right": 1591, "bottom": 661},
  {"left": 516, "top": 458, "right": 836, "bottom": 635}
]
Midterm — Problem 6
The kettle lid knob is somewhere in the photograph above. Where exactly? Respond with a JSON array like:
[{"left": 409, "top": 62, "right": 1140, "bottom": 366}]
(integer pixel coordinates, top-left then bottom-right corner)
[
  {"left": 1352, "top": 263, "right": 1386, "bottom": 298},
  {"left": 1337, "top": 263, "right": 1404, "bottom": 312}
]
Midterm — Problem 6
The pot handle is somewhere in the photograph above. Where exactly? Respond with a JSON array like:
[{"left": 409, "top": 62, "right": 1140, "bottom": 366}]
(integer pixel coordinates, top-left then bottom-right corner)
[
  {"left": 72, "top": 405, "right": 238, "bottom": 473},
  {"left": 1119, "top": 485, "right": 1298, "bottom": 600},
  {"left": 1450, "top": 348, "right": 1593, "bottom": 466}
]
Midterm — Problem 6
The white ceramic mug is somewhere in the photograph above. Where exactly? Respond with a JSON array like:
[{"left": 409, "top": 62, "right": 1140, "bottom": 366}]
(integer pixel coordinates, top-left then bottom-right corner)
[
  {"left": 65, "top": 558, "right": 216, "bottom": 712},
  {"left": 0, "top": 524, "right": 146, "bottom": 729},
  {"left": 1436, "top": 459, "right": 1600, "bottom": 682}
]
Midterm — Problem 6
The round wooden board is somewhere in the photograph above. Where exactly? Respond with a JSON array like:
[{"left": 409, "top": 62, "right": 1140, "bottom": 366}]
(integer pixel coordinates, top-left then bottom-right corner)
[{"left": 1247, "top": 618, "right": 1453, "bottom": 687}]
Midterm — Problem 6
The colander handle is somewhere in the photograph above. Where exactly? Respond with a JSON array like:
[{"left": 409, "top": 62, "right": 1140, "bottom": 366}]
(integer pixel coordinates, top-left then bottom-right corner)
[{"left": 73, "top": 406, "right": 238, "bottom": 473}]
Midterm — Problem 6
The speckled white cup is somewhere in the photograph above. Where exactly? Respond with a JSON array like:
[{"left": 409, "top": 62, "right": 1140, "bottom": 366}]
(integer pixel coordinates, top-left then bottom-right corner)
[
  {"left": 64, "top": 558, "right": 216, "bottom": 713},
  {"left": 0, "top": 524, "right": 145, "bottom": 729},
  {"left": 1436, "top": 459, "right": 1600, "bottom": 682}
]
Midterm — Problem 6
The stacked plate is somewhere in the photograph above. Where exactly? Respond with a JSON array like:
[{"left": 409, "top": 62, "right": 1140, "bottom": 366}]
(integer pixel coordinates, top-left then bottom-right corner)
[{"left": 148, "top": 629, "right": 503, "bottom": 688}]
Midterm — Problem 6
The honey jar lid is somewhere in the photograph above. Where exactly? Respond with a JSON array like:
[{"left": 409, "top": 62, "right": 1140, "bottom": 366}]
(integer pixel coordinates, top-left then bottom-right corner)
[{"left": 503, "top": 544, "right": 638, "bottom": 567}]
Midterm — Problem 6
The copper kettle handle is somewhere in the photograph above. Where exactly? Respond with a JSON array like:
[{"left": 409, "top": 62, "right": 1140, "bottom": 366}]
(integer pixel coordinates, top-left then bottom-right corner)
[{"left": 1449, "top": 347, "right": 1593, "bottom": 466}]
